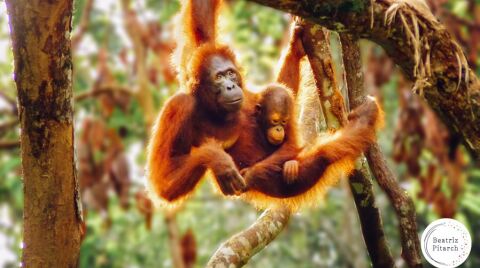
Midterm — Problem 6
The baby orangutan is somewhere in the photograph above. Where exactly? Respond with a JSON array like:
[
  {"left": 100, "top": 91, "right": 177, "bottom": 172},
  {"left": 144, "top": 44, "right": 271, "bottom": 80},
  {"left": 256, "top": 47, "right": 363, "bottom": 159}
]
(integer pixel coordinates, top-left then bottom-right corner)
[{"left": 254, "top": 86, "right": 300, "bottom": 183}]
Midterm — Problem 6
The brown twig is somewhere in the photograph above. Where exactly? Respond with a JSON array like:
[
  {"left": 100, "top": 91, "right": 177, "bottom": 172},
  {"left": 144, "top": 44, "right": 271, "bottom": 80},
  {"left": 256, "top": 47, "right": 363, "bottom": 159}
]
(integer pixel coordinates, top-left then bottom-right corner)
[
  {"left": 0, "top": 140, "right": 19, "bottom": 150},
  {"left": 75, "top": 86, "right": 132, "bottom": 102},
  {"left": 0, "top": 119, "right": 19, "bottom": 134},
  {"left": 0, "top": 91, "right": 15, "bottom": 105},
  {"left": 72, "top": 0, "right": 94, "bottom": 49},
  {"left": 348, "top": 166, "right": 396, "bottom": 268},
  {"left": 0, "top": 91, "right": 18, "bottom": 115},
  {"left": 120, "top": 0, "right": 156, "bottom": 129},
  {"left": 300, "top": 24, "right": 347, "bottom": 128},
  {"left": 442, "top": 10, "right": 480, "bottom": 31},
  {"left": 165, "top": 213, "right": 187, "bottom": 268},
  {"left": 366, "top": 144, "right": 422, "bottom": 267}
]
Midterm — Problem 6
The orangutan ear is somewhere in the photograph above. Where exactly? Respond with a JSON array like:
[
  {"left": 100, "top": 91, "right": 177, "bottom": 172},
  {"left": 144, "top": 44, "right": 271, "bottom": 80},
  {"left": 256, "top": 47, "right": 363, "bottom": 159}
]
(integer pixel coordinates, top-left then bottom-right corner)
[{"left": 255, "top": 103, "right": 262, "bottom": 116}]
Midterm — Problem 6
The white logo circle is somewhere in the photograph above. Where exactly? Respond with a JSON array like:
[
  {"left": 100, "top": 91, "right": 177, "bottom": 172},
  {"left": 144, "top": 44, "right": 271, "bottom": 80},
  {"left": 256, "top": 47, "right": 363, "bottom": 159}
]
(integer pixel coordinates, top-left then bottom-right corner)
[{"left": 421, "top": 218, "right": 471, "bottom": 268}]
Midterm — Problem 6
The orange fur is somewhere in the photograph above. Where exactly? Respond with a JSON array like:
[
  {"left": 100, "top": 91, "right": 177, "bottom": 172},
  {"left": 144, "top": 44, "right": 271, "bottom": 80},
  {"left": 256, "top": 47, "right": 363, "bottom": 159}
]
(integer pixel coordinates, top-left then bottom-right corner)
[
  {"left": 231, "top": 94, "right": 383, "bottom": 211},
  {"left": 242, "top": 158, "right": 355, "bottom": 211},
  {"left": 174, "top": 0, "right": 222, "bottom": 85},
  {"left": 146, "top": 92, "right": 244, "bottom": 204},
  {"left": 147, "top": 0, "right": 383, "bottom": 212},
  {"left": 183, "top": 0, "right": 220, "bottom": 46},
  {"left": 147, "top": 0, "right": 248, "bottom": 207},
  {"left": 226, "top": 27, "right": 383, "bottom": 211}
]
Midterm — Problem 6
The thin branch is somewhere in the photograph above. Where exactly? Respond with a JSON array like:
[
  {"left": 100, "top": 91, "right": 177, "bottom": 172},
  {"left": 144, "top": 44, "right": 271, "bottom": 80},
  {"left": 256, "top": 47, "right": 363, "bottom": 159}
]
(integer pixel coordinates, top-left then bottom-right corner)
[
  {"left": 0, "top": 91, "right": 15, "bottom": 105},
  {"left": 366, "top": 144, "right": 422, "bottom": 267},
  {"left": 0, "top": 91, "right": 17, "bottom": 115},
  {"left": 300, "top": 24, "right": 347, "bottom": 128},
  {"left": 0, "top": 140, "right": 19, "bottom": 150},
  {"left": 340, "top": 33, "right": 422, "bottom": 268},
  {"left": 207, "top": 208, "right": 290, "bottom": 267},
  {"left": 443, "top": 10, "right": 480, "bottom": 31},
  {"left": 0, "top": 119, "right": 19, "bottom": 134},
  {"left": 165, "top": 213, "right": 186, "bottom": 268},
  {"left": 348, "top": 166, "right": 396, "bottom": 268},
  {"left": 72, "top": 0, "right": 94, "bottom": 49},
  {"left": 75, "top": 86, "right": 132, "bottom": 102},
  {"left": 121, "top": 0, "right": 156, "bottom": 129}
]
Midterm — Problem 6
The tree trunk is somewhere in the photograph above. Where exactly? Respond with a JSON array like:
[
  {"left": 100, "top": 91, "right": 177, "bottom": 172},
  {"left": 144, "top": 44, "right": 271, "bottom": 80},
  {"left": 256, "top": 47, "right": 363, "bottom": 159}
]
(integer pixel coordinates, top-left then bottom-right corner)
[
  {"left": 248, "top": 0, "right": 480, "bottom": 158},
  {"left": 5, "top": 1, "right": 82, "bottom": 267}
]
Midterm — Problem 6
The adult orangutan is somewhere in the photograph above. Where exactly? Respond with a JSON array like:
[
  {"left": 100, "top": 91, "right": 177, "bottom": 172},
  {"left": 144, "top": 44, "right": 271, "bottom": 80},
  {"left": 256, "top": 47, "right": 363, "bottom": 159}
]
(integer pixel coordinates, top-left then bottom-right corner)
[{"left": 146, "top": 0, "right": 249, "bottom": 202}]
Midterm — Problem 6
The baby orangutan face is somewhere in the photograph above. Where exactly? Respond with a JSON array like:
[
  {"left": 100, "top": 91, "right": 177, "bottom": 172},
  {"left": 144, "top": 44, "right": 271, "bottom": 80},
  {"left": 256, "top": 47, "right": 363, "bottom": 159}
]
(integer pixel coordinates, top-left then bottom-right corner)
[
  {"left": 265, "top": 111, "right": 288, "bottom": 145},
  {"left": 256, "top": 86, "right": 294, "bottom": 146},
  {"left": 254, "top": 85, "right": 300, "bottom": 183}
]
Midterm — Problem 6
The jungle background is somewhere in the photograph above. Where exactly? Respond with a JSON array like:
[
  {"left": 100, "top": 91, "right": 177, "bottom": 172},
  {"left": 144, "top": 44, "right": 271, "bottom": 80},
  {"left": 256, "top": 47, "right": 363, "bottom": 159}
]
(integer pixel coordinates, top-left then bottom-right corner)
[{"left": 0, "top": 0, "right": 479, "bottom": 267}]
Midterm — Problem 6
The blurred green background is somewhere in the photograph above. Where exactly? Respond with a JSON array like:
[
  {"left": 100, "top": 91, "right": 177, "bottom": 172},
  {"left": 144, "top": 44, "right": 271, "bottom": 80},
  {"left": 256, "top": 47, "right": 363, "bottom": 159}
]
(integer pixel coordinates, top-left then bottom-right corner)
[{"left": 0, "top": 0, "right": 479, "bottom": 267}]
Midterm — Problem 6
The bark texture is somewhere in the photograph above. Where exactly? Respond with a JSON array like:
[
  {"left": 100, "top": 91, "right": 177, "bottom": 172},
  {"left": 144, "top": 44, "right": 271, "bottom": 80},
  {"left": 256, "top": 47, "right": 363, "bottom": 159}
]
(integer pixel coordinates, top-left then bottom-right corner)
[
  {"left": 249, "top": 0, "right": 480, "bottom": 158},
  {"left": 340, "top": 33, "right": 422, "bottom": 268},
  {"left": 366, "top": 144, "right": 422, "bottom": 267},
  {"left": 348, "top": 167, "right": 396, "bottom": 268},
  {"left": 302, "top": 21, "right": 395, "bottom": 267},
  {"left": 5, "top": 0, "right": 82, "bottom": 266},
  {"left": 301, "top": 26, "right": 347, "bottom": 129},
  {"left": 207, "top": 208, "right": 290, "bottom": 267}
]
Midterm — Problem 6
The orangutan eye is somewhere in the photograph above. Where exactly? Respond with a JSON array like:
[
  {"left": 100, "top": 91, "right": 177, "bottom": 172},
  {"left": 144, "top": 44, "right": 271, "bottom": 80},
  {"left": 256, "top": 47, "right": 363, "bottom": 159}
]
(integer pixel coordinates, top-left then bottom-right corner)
[
  {"left": 227, "top": 70, "right": 234, "bottom": 77},
  {"left": 215, "top": 73, "right": 223, "bottom": 80},
  {"left": 282, "top": 120, "right": 287, "bottom": 125},
  {"left": 271, "top": 119, "right": 279, "bottom": 125}
]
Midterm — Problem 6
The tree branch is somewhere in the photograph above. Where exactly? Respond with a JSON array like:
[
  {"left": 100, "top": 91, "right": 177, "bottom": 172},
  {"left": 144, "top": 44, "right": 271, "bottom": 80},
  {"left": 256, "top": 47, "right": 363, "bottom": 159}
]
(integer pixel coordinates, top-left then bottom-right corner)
[
  {"left": 71, "top": 0, "right": 94, "bottom": 49},
  {"left": 0, "top": 140, "right": 20, "bottom": 150},
  {"left": 301, "top": 25, "right": 347, "bottom": 129},
  {"left": 0, "top": 91, "right": 18, "bottom": 115},
  {"left": 0, "top": 119, "right": 19, "bottom": 134},
  {"left": 121, "top": 0, "right": 156, "bottom": 129},
  {"left": 165, "top": 213, "right": 187, "bottom": 268},
  {"left": 348, "top": 166, "right": 396, "bottom": 267},
  {"left": 340, "top": 33, "right": 422, "bottom": 268},
  {"left": 247, "top": 0, "right": 480, "bottom": 158},
  {"left": 366, "top": 143, "right": 422, "bottom": 267},
  {"left": 75, "top": 86, "right": 132, "bottom": 102},
  {"left": 207, "top": 208, "right": 290, "bottom": 267},
  {"left": 443, "top": 10, "right": 480, "bottom": 31}
]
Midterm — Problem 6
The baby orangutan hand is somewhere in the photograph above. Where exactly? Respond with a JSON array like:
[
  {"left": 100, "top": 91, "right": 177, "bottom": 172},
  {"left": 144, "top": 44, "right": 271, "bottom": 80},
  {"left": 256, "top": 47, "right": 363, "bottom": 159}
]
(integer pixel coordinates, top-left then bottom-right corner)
[{"left": 283, "top": 160, "right": 299, "bottom": 184}]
